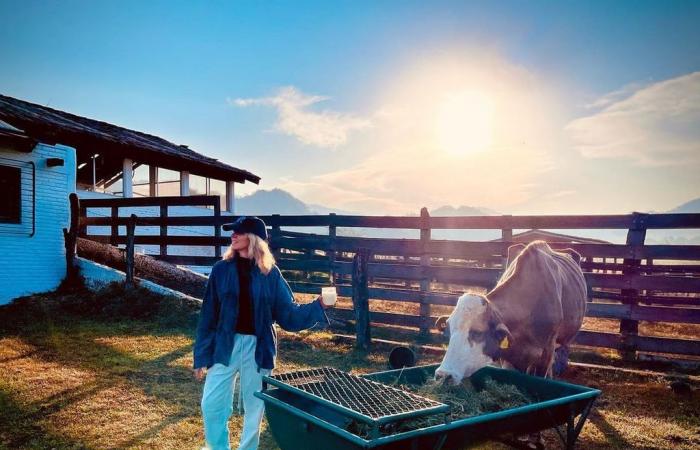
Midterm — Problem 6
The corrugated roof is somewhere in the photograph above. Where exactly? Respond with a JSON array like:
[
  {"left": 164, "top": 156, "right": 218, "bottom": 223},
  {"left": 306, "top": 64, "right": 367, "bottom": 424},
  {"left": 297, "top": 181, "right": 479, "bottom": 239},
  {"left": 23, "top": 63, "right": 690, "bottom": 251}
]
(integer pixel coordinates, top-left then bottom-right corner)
[{"left": 0, "top": 94, "right": 260, "bottom": 184}]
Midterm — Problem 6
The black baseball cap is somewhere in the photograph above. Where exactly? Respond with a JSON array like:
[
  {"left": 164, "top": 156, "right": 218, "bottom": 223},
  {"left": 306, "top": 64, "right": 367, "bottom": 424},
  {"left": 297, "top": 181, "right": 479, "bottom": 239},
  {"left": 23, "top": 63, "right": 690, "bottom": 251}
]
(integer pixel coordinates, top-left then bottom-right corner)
[{"left": 222, "top": 216, "right": 268, "bottom": 240}]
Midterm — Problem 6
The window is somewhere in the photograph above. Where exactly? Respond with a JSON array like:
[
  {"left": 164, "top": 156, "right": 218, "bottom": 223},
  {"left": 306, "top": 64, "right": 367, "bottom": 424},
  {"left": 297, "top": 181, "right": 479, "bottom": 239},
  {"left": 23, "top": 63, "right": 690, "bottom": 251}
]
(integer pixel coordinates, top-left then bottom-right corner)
[
  {"left": 0, "top": 165, "right": 21, "bottom": 223},
  {"left": 209, "top": 179, "right": 226, "bottom": 210},
  {"left": 189, "top": 174, "right": 207, "bottom": 195},
  {"left": 156, "top": 168, "right": 180, "bottom": 197}
]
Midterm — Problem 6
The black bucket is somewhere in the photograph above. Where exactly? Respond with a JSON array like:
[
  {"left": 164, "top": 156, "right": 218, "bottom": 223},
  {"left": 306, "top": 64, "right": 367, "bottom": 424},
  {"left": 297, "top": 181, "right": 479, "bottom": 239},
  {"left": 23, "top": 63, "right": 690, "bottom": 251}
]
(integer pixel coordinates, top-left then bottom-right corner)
[{"left": 388, "top": 346, "right": 416, "bottom": 370}]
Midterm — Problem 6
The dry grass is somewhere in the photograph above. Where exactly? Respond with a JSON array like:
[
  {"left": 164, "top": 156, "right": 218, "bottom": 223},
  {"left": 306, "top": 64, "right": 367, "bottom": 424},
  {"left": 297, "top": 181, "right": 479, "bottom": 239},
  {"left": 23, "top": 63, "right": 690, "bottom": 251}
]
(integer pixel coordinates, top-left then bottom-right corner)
[{"left": 0, "top": 285, "right": 698, "bottom": 450}]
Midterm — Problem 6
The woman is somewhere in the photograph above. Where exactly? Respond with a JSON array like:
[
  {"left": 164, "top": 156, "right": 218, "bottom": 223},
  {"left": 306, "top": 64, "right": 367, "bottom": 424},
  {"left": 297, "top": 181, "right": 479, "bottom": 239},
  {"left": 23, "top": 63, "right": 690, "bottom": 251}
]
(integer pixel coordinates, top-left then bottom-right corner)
[{"left": 192, "top": 216, "right": 331, "bottom": 450}]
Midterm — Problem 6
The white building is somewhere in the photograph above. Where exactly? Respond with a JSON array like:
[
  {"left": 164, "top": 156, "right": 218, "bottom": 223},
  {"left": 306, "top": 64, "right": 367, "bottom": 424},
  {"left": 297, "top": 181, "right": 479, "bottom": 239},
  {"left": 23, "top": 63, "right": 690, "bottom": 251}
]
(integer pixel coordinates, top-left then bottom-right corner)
[
  {"left": 0, "top": 94, "right": 261, "bottom": 305},
  {"left": 0, "top": 120, "right": 77, "bottom": 304}
]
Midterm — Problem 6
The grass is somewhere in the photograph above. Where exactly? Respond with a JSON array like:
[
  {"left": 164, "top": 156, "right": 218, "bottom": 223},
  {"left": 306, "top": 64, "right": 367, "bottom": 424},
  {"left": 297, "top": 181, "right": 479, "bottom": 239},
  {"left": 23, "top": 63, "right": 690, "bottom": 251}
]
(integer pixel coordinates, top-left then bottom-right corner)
[{"left": 0, "top": 283, "right": 699, "bottom": 449}]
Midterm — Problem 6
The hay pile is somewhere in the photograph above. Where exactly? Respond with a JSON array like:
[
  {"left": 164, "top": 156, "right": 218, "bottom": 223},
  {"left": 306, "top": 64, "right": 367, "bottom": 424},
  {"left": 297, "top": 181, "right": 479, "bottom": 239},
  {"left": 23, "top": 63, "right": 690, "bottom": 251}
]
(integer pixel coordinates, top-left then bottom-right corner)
[
  {"left": 345, "top": 373, "right": 533, "bottom": 439},
  {"left": 411, "top": 376, "right": 533, "bottom": 420}
]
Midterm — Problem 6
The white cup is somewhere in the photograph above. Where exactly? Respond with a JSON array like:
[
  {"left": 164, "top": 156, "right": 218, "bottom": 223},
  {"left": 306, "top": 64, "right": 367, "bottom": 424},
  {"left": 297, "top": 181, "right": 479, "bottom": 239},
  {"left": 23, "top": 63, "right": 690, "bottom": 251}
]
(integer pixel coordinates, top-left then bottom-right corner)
[{"left": 321, "top": 286, "right": 337, "bottom": 306}]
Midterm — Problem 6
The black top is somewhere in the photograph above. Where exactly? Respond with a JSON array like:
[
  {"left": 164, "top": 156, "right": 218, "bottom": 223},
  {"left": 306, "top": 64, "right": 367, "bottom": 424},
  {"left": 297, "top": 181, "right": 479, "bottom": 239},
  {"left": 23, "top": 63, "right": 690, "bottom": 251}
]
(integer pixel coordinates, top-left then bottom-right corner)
[{"left": 234, "top": 255, "right": 256, "bottom": 335}]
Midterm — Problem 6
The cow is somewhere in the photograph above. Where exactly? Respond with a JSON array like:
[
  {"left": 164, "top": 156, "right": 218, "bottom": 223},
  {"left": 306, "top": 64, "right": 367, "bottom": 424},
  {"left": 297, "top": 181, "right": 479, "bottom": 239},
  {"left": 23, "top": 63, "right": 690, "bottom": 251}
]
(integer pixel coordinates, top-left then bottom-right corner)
[{"left": 435, "top": 240, "right": 587, "bottom": 384}]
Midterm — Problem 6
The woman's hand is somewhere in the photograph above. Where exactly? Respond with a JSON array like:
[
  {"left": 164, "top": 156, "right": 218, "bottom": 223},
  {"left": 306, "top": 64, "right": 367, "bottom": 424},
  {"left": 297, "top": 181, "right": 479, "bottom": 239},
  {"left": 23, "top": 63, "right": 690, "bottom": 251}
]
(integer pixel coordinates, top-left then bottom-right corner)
[{"left": 193, "top": 367, "right": 206, "bottom": 381}]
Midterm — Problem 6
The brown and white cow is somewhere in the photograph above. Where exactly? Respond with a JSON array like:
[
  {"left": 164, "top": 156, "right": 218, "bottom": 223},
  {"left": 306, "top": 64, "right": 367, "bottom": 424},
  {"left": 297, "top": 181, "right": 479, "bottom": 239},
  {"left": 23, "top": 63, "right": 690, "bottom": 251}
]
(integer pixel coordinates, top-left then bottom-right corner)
[{"left": 435, "top": 240, "right": 587, "bottom": 384}]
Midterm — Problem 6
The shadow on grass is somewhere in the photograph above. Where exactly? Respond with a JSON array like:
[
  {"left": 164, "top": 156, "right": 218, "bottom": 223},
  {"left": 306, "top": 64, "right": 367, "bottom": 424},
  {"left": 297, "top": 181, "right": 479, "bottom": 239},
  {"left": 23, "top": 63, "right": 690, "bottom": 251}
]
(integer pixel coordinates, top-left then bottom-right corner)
[
  {"left": 0, "top": 383, "right": 100, "bottom": 450},
  {"left": 586, "top": 409, "right": 632, "bottom": 449},
  {"left": 0, "top": 283, "right": 208, "bottom": 449},
  {"left": 15, "top": 326, "right": 202, "bottom": 410}
]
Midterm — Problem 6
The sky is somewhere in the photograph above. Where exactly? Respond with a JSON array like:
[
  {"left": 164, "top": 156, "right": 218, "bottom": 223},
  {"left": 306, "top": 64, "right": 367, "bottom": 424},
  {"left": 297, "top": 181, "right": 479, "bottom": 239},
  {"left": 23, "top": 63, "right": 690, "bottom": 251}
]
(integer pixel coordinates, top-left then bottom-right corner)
[{"left": 1, "top": 0, "right": 699, "bottom": 215}]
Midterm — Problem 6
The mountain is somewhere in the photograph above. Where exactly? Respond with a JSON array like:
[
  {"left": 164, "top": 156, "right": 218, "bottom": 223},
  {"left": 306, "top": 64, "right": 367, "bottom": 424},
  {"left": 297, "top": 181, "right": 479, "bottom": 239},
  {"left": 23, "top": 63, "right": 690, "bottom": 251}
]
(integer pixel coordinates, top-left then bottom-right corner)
[
  {"left": 668, "top": 197, "right": 700, "bottom": 214},
  {"left": 644, "top": 197, "right": 700, "bottom": 244},
  {"left": 235, "top": 188, "right": 314, "bottom": 215},
  {"left": 235, "top": 188, "right": 357, "bottom": 216},
  {"left": 233, "top": 190, "right": 700, "bottom": 243}
]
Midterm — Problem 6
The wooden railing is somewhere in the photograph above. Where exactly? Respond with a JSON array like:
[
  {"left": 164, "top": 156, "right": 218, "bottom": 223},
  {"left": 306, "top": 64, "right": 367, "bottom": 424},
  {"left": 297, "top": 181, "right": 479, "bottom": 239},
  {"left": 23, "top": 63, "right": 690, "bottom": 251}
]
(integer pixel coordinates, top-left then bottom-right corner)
[
  {"left": 78, "top": 196, "right": 700, "bottom": 359},
  {"left": 80, "top": 195, "right": 223, "bottom": 259}
]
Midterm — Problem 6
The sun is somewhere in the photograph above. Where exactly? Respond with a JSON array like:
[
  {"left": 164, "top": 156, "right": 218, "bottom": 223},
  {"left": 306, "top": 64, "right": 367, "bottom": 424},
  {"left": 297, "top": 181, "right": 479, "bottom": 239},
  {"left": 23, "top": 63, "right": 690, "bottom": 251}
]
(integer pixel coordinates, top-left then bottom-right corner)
[{"left": 435, "top": 90, "right": 495, "bottom": 156}]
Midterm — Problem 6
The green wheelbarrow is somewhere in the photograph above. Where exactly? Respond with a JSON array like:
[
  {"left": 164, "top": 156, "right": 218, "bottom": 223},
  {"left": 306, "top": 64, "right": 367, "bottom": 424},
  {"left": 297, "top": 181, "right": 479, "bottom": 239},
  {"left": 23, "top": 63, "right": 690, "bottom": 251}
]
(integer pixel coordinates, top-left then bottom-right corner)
[{"left": 255, "top": 364, "right": 600, "bottom": 450}]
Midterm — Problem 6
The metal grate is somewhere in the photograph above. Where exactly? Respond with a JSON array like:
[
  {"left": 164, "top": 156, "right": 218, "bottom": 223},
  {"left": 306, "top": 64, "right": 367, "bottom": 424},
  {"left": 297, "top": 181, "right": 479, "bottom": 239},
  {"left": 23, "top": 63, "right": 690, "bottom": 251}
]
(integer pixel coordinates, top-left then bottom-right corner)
[{"left": 267, "top": 367, "right": 447, "bottom": 422}]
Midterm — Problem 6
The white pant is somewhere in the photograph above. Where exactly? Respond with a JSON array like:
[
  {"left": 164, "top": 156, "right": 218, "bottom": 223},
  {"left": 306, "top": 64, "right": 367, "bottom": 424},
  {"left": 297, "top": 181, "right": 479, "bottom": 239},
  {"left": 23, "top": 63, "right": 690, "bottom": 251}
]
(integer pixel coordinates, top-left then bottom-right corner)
[{"left": 200, "top": 334, "right": 270, "bottom": 450}]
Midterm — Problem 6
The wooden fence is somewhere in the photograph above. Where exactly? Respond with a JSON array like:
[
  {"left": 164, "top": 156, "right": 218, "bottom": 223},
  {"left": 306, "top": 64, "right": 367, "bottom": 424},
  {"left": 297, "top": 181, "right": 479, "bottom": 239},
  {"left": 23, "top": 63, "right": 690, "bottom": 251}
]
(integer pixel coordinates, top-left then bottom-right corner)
[{"left": 78, "top": 196, "right": 700, "bottom": 359}]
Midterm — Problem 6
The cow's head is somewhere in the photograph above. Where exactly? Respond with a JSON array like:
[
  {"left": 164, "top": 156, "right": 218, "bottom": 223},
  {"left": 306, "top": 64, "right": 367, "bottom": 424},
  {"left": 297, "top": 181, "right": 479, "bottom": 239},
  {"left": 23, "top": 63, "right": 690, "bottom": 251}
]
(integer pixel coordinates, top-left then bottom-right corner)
[{"left": 435, "top": 293, "right": 512, "bottom": 384}]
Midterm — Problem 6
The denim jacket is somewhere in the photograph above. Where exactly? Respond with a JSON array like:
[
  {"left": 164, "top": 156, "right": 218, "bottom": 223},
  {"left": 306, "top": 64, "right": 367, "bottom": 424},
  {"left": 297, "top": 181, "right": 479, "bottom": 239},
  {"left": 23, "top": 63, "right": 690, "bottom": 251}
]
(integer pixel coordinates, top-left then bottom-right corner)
[{"left": 192, "top": 256, "right": 329, "bottom": 371}]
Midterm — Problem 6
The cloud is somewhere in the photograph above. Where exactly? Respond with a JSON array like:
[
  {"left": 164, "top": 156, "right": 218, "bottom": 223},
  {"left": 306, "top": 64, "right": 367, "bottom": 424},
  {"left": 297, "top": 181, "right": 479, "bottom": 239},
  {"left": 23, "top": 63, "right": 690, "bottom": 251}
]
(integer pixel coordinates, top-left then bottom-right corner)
[
  {"left": 567, "top": 72, "right": 700, "bottom": 166},
  {"left": 582, "top": 81, "right": 649, "bottom": 110},
  {"left": 230, "top": 86, "right": 371, "bottom": 148}
]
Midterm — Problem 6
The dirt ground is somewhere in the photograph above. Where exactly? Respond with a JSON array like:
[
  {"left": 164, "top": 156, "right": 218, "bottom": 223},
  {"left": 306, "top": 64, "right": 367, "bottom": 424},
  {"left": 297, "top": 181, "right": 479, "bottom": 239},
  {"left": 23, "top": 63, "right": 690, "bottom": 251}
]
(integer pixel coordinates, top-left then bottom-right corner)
[{"left": 0, "top": 286, "right": 698, "bottom": 449}]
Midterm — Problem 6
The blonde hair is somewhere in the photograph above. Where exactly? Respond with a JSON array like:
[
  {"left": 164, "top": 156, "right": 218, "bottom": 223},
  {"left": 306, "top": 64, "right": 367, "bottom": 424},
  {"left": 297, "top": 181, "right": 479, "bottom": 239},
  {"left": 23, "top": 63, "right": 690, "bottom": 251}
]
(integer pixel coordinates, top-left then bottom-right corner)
[{"left": 223, "top": 233, "right": 276, "bottom": 275}]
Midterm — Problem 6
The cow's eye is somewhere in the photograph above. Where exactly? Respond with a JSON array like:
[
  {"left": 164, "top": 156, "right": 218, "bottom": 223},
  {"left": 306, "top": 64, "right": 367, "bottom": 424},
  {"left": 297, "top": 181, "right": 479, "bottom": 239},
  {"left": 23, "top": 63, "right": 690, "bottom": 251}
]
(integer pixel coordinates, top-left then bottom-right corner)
[{"left": 469, "top": 330, "right": 484, "bottom": 340}]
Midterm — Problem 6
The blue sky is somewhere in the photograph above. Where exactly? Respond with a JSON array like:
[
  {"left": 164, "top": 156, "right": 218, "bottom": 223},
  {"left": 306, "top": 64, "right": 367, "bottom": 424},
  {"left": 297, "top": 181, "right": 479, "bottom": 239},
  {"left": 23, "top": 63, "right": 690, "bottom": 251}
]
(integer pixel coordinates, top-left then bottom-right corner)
[{"left": 2, "top": 0, "right": 699, "bottom": 214}]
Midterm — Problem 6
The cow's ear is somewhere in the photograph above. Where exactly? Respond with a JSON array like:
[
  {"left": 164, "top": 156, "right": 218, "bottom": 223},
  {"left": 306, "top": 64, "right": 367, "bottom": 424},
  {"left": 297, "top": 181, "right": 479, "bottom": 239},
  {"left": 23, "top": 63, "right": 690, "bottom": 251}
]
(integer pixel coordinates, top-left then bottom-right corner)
[
  {"left": 560, "top": 248, "right": 582, "bottom": 265},
  {"left": 494, "top": 323, "right": 512, "bottom": 350}
]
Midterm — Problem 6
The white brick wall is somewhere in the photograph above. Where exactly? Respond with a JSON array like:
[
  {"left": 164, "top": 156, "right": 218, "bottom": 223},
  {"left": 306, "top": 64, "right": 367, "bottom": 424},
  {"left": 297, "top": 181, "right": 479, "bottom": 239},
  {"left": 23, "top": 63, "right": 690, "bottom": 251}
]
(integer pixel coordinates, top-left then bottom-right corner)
[{"left": 0, "top": 143, "right": 77, "bottom": 305}]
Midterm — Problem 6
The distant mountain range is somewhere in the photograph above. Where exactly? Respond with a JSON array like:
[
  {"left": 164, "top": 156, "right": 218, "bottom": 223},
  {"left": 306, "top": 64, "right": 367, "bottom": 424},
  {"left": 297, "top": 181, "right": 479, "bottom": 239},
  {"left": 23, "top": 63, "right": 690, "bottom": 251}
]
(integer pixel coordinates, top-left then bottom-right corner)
[
  {"left": 235, "top": 188, "right": 354, "bottom": 216},
  {"left": 235, "top": 189, "right": 700, "bottom": 244},
  {"left": 238, "top": 188, "right": 700, "bottom": 218},
  {"left": 668, "top": 198, "right": 700, "bottom": 214},
  {"left": 235, "top": 188, "right": 498, "bottom": 217}
]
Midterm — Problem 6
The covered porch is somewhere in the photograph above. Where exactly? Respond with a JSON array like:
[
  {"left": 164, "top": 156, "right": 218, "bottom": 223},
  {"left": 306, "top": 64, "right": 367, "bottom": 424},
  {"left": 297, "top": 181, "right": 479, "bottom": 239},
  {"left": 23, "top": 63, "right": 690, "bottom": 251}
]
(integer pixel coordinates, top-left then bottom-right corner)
[{"left": 0, "top": 94, "right": 260, "bottom": 212}]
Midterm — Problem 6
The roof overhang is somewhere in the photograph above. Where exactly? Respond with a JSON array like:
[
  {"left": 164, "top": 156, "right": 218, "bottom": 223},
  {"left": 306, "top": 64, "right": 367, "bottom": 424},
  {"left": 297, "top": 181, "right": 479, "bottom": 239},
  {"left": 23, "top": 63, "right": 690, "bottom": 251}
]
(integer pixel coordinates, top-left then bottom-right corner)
[
  {"left": 0, "top": 128, "right": 37, "bottom": 153},
  {"left": 0, "top": 94, "right": 260, "bottom": 184}
]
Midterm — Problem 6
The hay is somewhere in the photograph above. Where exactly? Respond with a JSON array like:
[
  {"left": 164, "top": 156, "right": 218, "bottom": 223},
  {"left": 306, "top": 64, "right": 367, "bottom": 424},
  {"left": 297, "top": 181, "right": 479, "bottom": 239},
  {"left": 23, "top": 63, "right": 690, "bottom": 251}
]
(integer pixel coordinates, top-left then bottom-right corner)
[
  {"left": 412, "top": 376, "right": 532, "bottom": 418},
  {"left": 345, "top": 372, "right": 533, "bottom": 439}
]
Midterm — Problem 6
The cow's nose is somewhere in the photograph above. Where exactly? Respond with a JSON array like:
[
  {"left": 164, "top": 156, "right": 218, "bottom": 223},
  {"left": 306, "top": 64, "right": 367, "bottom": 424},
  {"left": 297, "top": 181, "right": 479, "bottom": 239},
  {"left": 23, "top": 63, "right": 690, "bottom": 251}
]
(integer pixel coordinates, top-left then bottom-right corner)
[{"left": 434, "top": 369, "right": 453, "bottom": 384}]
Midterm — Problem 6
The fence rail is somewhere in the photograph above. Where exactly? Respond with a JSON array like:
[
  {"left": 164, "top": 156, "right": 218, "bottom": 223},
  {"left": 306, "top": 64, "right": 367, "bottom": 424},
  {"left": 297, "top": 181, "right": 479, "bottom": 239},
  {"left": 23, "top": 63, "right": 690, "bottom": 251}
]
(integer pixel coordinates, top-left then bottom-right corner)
[{"left": 78, "top": 196, "right": 700, "bottom": 359}]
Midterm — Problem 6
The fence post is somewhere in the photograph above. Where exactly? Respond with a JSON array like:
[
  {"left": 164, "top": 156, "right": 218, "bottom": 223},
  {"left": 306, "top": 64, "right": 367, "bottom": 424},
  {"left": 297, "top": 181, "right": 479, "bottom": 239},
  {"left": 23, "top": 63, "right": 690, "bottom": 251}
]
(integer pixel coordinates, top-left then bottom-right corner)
[
  {"left": 352, "top": 247, "right": 371, "bottom": 351},
  {"left": 304, "top": 247, "right": 314, "bottom": 280},
  {"left": 159, "top": 204, "right": 168, "bottom": 257},
  {"left": 125, "top": 214, "right": 136, "bottom": 288},
  {"left": 110, "top": 205, "right": 118, "bottom": 246},
  {"left": 62, "top": 193, "right": 80, "bottom": 286},
  {"left": 501, "top": 215, "right": 513, "bottom": 269},
  {"left": 620, "top": 212, "right": 648, "bottom": 360},
  {"left": 419, "top": 207, "right": 431, "bottom": 338},
  {"left": 214, "top": 200, "right": 221, "bottom": 259},
  {"left": 270, "top": 214, "right": 281, "bottom": 260},
  {"left": 78, "top": 202, "right": 87, "bottom": 237},
  {"left": 329, "top": 213, "right": 337, "bottom": 285}
]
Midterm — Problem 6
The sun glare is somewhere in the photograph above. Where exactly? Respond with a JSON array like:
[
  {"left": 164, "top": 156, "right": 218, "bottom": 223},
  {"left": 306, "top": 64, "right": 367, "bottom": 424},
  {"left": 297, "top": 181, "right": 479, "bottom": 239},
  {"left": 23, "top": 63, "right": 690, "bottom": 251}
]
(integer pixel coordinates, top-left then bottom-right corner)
[{"left": 435, "top": 90, "right": 495, "bottom": 156}]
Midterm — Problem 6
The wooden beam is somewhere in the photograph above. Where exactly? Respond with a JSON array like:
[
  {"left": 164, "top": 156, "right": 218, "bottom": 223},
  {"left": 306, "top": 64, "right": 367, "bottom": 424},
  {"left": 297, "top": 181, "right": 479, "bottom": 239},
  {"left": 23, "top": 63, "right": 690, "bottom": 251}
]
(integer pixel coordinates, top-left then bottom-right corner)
[
  {"left": 226, "top": 180, "right": 235, "bottom": 213},
  {"left": 352, "top": 248, "right": 371, "bottom": 351},
  {"left": 125, "top": 214, "right": 136, "bottom": 288},
  {"left": 329, "top": 213, "right": 337, "bottom": 284},
  {"left": 180, "top": 171, "right": 190, "bottom": 196},
  {"left": 419, "top": 207, "right": 431, "bottom": 337},
  {"left": 620, "top": 212, "right": 647, "bottom": 360},
  {"left": 160, "top": 204, "right": 168, "bottom": 257},
  {"left": 80, "top": 195, "right": 219, "bottom": 208},
  {"left": 122, "top": 158, "right": 133, "bottom": 197},
  {"left": 149, "top": 165, "right": 158, "bottom": 197},
  {"left": 214, "top": 201, "right": 221, "bottom": 259},
  {"left": 62, "top": 193, "right": 80, "bottom": 287}
]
